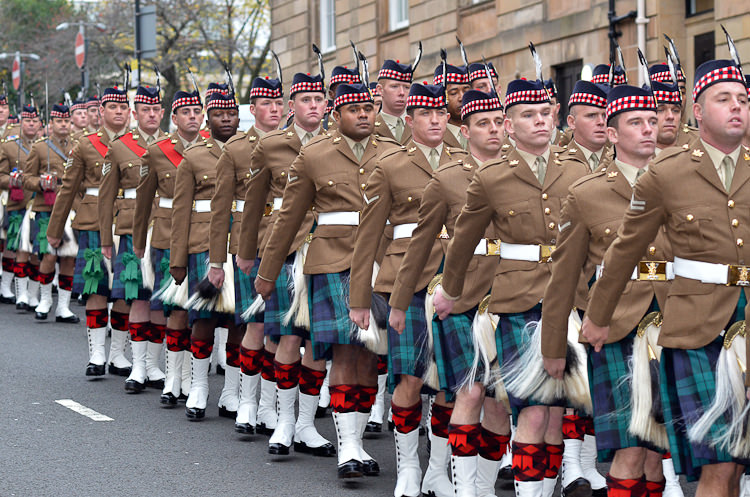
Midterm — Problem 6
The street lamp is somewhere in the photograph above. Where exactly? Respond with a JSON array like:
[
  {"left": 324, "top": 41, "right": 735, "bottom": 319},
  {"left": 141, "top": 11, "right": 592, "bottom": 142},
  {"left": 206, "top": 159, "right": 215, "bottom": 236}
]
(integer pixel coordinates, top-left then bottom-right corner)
[
  {"left": 56, "top": 21, "right": 108, "bottom": 98},
  {"left": 0, "top": 51, "right": 41, "bottom": 109}
]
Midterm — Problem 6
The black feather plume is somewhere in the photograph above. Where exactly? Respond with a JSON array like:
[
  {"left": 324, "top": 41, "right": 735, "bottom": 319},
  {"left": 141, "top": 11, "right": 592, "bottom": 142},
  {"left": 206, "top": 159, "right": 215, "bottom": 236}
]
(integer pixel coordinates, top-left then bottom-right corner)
[
  {"left": 457, "top": 36, "right": 469, "bottom": 67},
  {"left": 153, "top": 64, "right": 162, "bottom": 95},
  {"left": 721, "top": 24, "right": 745, "bottom": 82},
  {"left": 412, "top": 41, "right": 423, "bottom": 74},
  {"left": 185, "top": 63, "right": 200, "bottom": 95},
  {"left": 271, "top": 50, "right": 283, "bottom": 86},
  {"left": 312, "top": 44, "right": 326, "bottom": 93}
]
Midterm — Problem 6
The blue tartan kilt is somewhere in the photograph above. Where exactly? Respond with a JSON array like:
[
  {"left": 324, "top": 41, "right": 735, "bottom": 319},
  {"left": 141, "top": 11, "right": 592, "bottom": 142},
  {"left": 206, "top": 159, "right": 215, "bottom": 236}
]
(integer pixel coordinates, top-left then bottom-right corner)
[
  {"left": 387, "top": 289, "right": 429, "bottom": 393},
  {"left": 187, "top": 250, "right": 232, "bottom": 326},
  {"left": 264, "top": 254, "right": 308, "bottom": 340},
  {"left": 432, "top": 308, "right": 477, "bottom": 394},
  {"left": 29, "top": 211, "right": 52, "bottom": 255},
  {"left": 72, "top": 230, "right": 110, "bottom": 298},
  {"left": 309, "top": 270, "right": 363, "bottom": 361},
  {"left": 150, "top": 247, "right": 171, "bottom": 312},
  {"left": 5, "top": 209, "right": 25, "bottom": 252},
  {"left": 111, "top": 234, "right": 151, "bottom": 302},
  {"left": 234, "top": 256, "right": 260, "bottom": 325}
]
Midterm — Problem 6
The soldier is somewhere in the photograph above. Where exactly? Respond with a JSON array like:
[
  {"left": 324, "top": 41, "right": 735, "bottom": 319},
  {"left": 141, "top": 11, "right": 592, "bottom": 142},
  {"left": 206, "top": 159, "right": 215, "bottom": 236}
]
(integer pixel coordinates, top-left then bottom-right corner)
[
  {"left": 254, "top": 81, "right": 399, "bottom": 480},
  {"left": 373, "top": 59, "right": 417, "bottom": 145},
  {"left": 349, "top": 81, "right": 468, "bottom": 497},
  {"left": 746, "top": 76, "right": 750, "bottom": 148},
  {"left": 86, "top": 96, "right": 101, "bottom": 132},
  {"left": 370, "top": 82, "right": 382, "bottom": 112},
  {"left": 434, "top": 64, "right": 470, "bottom": 150},
  {"left": 99, "top": 84, "right": 167, "bottom": 393},
  {"left": 69, "top": 99, "right": 89, "bottom": 137},
  {"left": 0, "top": 104, "right": 41, "bottom": 308},
  {"left": 0, "top": 90, "right": 20, "bottom": 139},
  {"left": 545, "top": 79, "right": 565, "bottom": 145},
  {"left": 133, "top": 87, "right": 205, "bottom": 406},
  {"left": 47, "top": 86, "right": 132, "bottom": 377},
  {"left": 581, "top": 59, "right": 749, "bottom": 497},
  {"left": 236, "top": 71, "right": 329, "bottom": 452},
  {"left": 326, "top": 65, "right": 360, "bottom": 128},
  {"left": 22, "top": 103, "right": 79, "bottom": 322},
  {"left": 207, "top": 75, "right": 283, "bottom": 434},
  {"left": 651, "top": 78, "right": 684, "bottom": 155},
  {"left": 590, "top": 64, "right": 627, "bottom": 86},
  {"left": 432, "top": 76, "right": 589, "bottom": 497},
  {"left": 468, "top": 62, "right": 499, "bottom": 94},
  {"left": 389, "top": 89, "right": 510, "bottom": 496},
  {"left": 650, "top": 63, "right": 697, "bottom": 149},
  {"left": 169, "top": 89, "right": 241, "bottom": 420}
]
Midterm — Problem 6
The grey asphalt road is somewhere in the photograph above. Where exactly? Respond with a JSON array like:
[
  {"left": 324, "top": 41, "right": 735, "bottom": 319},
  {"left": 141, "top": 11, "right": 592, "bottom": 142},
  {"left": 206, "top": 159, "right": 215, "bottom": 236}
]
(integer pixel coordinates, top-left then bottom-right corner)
[{"left": 0, "top": 299, "right": 697, "bottom": 497}]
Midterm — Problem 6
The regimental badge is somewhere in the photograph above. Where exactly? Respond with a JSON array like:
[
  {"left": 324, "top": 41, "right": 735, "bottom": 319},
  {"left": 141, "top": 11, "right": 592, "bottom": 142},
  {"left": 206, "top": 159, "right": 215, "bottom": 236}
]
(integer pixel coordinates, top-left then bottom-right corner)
[
  {"left": 333, "top": 137, "right": 341, "bottom": 143},
  {"left": 408, "top": 147, "right": 416, "bottom": 154},
  {"left": 608, "top": 171, "right": 618, "bottom": 178},
  {"left": 692, "top": 149, "right": 704, "bottom": 158},
  {"left": 438, "top": 225, "right": 450, "bottom": 239},
  {"left": 744, "top": 153, "right": 750, "bottom": 162},
  {"left": 102, "top": 162, "right": 111, "bottom": 176},
  {"left": 568, "top": 148, "right": 577, "bottom": 153},
  {"left": 248, "top": 135, "right": 256, "bottom": 142},
  {"left": 287, "top": 131, "right": 294, "bottom": 137},
  {"left": 509, "top": 160, "right": 519, "bottom": 166},
  {"left": 140, "top": 164, "right": 149, "bottom": 177}
]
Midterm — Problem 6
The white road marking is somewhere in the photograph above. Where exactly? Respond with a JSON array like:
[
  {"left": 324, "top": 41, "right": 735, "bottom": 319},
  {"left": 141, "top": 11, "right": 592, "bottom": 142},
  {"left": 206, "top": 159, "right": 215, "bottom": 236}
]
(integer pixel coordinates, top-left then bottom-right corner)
[{"left": 55, "top": 399, "right": 114, "bottom": 421}]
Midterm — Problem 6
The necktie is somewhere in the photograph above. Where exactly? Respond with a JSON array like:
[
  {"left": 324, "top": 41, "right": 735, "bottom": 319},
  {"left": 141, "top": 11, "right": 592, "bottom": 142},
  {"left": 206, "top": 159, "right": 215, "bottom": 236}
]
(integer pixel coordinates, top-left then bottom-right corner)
[
  {"left": 353, "top": 142, "right": 364, "bottom": 162},
  {"left": 588, "top": 153, "right": 599, "bottom": 172},
  {"left": 635, "top": 167, "right": 646, "bottom": 184},
  {"left": 535, "top": 156, "right": 546, "bottom": 185},
  {"left": 722, "top": 155, "right": 734, "bottom": 191},
  {"left": 429, "top": 148, "right": 440, "bottom": 170},
  {"left": 394, "top": 118, "right": 404, "bottom": 141},
  {"left": 146, "top": 135, "right": 155, "bottom": 145},
  {"left": 303, "top": 132, "right": 314, "bottom": 145}
]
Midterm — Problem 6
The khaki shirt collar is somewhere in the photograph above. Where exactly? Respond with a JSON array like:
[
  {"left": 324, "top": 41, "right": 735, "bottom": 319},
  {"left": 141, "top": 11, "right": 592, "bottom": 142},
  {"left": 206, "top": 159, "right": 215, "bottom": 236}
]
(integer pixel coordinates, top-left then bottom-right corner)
[
  {"left": 574, "top": 141, "right": 604, "bottom": 163},
  {"left": 177, "top": 132, "right": 201, "bottom": 149},
  {"left": 103, "top": 126, "right": 126, "bottom": 142},
  {"left": 614, "top": 158, "right": 646, "bottom": 187},
  {"left": 446, "top": 123, "right": 462, "bottom": 142},
  {"left": 380, "top": 111, "right": 406, "bottom": 132},
  {"left": 293, "top": 123, "right": 320, "bottom": 144},
  {"left": 515, "top": 147, "right": 551, "bottom": 177},
  {"left": 414, "top": 141, "right": 444, "bottom": 164},
  {"left": 251, "top": 126, "right": 267, "bottom": 139},
  {"left": 136, "top": 127, "right": 160, "bottom": 144},
  {"left": 701, "top": 139, "right": 742, "bottom": 172},
  {"left": 214, "top": 138, "right": 226, "bottom": 151},
  {"left": 342, "top": 133, "right": 369, "bottom": 157}
]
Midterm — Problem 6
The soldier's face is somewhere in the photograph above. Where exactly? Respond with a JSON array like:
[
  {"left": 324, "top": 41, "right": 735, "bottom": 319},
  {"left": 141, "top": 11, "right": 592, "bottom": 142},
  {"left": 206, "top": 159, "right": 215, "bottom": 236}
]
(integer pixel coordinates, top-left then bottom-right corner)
[
  {"left": 71, "top": 109, "right": 88, "bottom": 129},
  {"left": 607, "top": 110, "right": 657, "bottom": 161},
  {"left": 655, "top": 103, "right": 682, "bottom": 147},
  {"left": 51, "top": 117, "right": 70, "bottom": 137},
  {"left": 462, "top": 110, "right": 505, "bottom": 158},
  {"left": 0, "top": 103, "right": 9, "bottom": 122},
  {"left": 471, "top": 77, "right": 498, "bottom": 95},
  {"left": 505, "top": 104, "right": 553, "bottom": 150},
  {"left": 250, "top": 97, "right": 284, "bottom": 132},
  {"left": 446, "top": 84, "right": 470, "bottom": 121},
  {"left": 406, "top": 107, "right": 448, "bottom": 147},
  {"left": 333, "top": 102, "right": 376, "bottom": 141},
  {"left": 694, "top": 82, "right": 748, "bottom": 146},
  {"left": 21, "top": 117, "right": 41, "bottom": 138},
  {"left": 290, "top": 92, "right": 325, "bottom": 130},
  {"left": 101, "top": 102, "right": 129, "bottom": 129},
  {"left": 172, "top": 105, "right": 204, "bottom": 135},
  {"left": 133, "top": 103, "right": 164, "bottom": 135},
  {"left": 377, "top": 80, "right": 410, "bottom": 116},
  {"left": 207, "top": 108, "right": 239, "bottom": 142},
  {"left": 567, "top": 105, "right": 607, "bottom": 151},
  {"left": 87, "top": 105, "right": 101, "bottom": 126}
]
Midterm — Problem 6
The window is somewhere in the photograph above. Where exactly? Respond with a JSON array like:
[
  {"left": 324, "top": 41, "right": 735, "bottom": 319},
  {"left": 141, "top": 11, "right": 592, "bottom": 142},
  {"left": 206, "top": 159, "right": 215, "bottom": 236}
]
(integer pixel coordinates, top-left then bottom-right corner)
[
  {"left": 389, "top": 0, "right": 409, "bottom": 31},
  {"left": 694, "top": 32, "right": 715, "bottom": 72},
  {"left": 320, "top": 0, "right": 336, "bottom": 53},
  {"left": 686, "top": 0, "right": 713, "bottom": 17},
  {"left": 553, "top": 60, "right": 583, "bottom": 129}
]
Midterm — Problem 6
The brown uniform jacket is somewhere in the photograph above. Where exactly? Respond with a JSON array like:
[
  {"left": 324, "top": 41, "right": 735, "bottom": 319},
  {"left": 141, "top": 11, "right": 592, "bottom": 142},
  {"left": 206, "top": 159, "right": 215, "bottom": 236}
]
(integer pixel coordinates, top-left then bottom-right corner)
[
  {"left": 541, "top": 157, "right": 672, "bottom": 359},
  {"left": 349, "top": 141, "right": 466, "bottom": 309},
  {"left": 0, "top": 136, "right": 35, "bottom": 211},
  {"left": 237, "top": 128, "right": 316, "bottom": 261},
  {"left": 99, "top": 130, "right": 164, "bottom": 245},
  {"left": 257, "top": 130, "right": 399, "bottom": 281},
  {"left": 23, "top": 136, "right": 77, "bottom": 212},
  {"left": 587, "top": 140, "right": 750, "bottom": 362},
  {"left": 441, "top": 145, "right": 588, "bottom": 313},
  {"left": 169, "top": 137, "right": 224, "bottom": 268},
  {"left": 373, "top": 113, "right": 412, "bottom": 145},
  {"left": 390, "top": 156, "right": 497, "bottom": 314},
  {"left": 209, "top": 127, "right": 261, "bottom": 262},
  {"left": 443, "top": 127, "right": 463, "bottom": 150},
  {"left": 675, "top": 124, "right": 699, "bottom": 147},
  {"left": 0, "top": 123, "right": 19, "bottom": 140}
]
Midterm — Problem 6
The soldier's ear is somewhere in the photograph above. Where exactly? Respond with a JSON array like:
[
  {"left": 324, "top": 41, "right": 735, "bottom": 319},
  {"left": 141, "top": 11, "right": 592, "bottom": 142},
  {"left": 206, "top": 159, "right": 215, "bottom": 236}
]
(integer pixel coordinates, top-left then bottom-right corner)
[{"left": 566, "top": 113, "right": 575, "bottom": 130}]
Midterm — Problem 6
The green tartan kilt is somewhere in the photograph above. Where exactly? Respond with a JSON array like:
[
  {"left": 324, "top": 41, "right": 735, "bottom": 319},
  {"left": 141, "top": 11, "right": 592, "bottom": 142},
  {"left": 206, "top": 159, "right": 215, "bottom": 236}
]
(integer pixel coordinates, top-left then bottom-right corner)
[
  {"left": 386, "top": 289, "right": 429, "bottom": 394},
  {"left": 308, "top": 270, "right": 363, "bottom": 361},
  {"left": 72, "top": 230, "right": 109, "bottom": 298},
  {"left": 432, "top": 308, "right": 477, "bottom": 394}
]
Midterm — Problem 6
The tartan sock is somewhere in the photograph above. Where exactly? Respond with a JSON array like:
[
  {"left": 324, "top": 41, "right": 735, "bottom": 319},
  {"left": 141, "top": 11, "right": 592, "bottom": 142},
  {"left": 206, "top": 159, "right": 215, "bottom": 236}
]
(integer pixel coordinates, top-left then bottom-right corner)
[
  {"left": 448, "top": 423, "right": 482, "bottom": 457},
  {"left": 109, "top": 310, "right": 129, "bottom": 332},
  {"left": 479, "top": 426, "right": 510, "bottom": 461},
  {"left": 129, "top": 321, "right": 149, "bottom": 341},
  {"left": 179, "top": 328, "right": 191, "bottom": 351},
  {"left": 29, "top": 264, "right": 39, "bottom": 282},
  {"left": 240, "top": 346, "right": 263, "bottom": 375},
  {"left": 645, "top": 479, "right": 665, "bottom": 497},
  {"left": 13, "top": 261, "right": 28, "bottom": 278},
  {"left": 661, "top": 452, "right": 671, "bottom": 459},
  {"left": 260, "top": 348, "right": 275, "bottom": 382},
  {"left": 166, "top": 328, "right": 184, "bottom": 352},
  {"left": 330, "top": 384, "right": 359, "bottom": 413},
  {"left": 512, "top": 442, "right": 548, "bottom": 482},
  {"left": 356, "top": 385, "right": 377, "bottom": 412},
  {"left": 85, "top": 309, "right": 108, "bottom": 328},
  {"left": 191, "top": 338, "right": 213, "bottom": 359},
  {"left": 150, "top": 323, "right": 166, "bottom": 344},
  {"left": 274, "top": 360, "right": 300, "bottom": 389},
  {"left": 376, "top": 355, "right": 388, "bottom": 375},
  {"left": 225, "top": 343, "right": 241, "bottom": 368},
  {"left": 430, "top": 403, "right": 453, "bottom": 438},
  {"left": 391, "top": 400, "right": 422, "bottom": 434},
  {"left": 299, "top": 365, "right": 326, "bottom": 396},
  {"left": 563, "top": 414, "right": 586, "bottom": 440},
  {"left": 38, "top": 271, "right": 55, "bottom": 285},
  {"left": 606, "top": 474, "right": 647, "bottom": 497},
  {"left": 582, "top": 415, "right": 595, "bottom": 436},
  {"left": 58, "top": 274, "right": 73, "bottom": 291},
  {"left": 545, "top": 443, "right": 563, "bottom": 479},
  {"left": 2, "top": 257, "right": 14, "bottom": 274}
]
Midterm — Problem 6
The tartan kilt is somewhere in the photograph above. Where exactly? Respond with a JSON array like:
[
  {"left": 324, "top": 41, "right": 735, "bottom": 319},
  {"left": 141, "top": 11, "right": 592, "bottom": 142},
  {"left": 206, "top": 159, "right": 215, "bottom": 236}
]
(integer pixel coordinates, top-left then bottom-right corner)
[
  {"left": 4, "top": 209, "right": 25, "bottom": 252},
  {"left": 309, "top": 270, "right": 363, "bottom": 361},
  {"left": 111, "top": 234, "right": 151, "bottom": 302},
  {"left": 264, "top": 254, "right": 307, "bottom": 339},
  {"left": 387, "top": 289, "right": 429, "bottom": 393},
  {"left": 234, "top": 256, "right": 260, "bottom": 325},
  {"left": 73, "top": 230, "right": 110, "bottom": 298},
  {"left": 29, "top": 211, "right": 52, "bottom": 255},
  {"left": 150, "top": 247, "right": 172, "bottom": 312},
  {"left": 432, "top": 308, "right": 477, "bottom": 394},
  {"left": 187, "top": 250, "right": 232, "bottom": 326}
]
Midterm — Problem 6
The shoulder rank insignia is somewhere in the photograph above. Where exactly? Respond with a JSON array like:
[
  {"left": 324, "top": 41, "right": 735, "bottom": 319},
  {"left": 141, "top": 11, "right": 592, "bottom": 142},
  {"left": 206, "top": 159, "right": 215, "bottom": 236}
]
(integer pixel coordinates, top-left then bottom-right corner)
[
  {"left": 462, "top": 162, "right": 472, "bottom": 170},
  {"left": 568, "top": 148, "right": 577, "bottom": 153},
  {"left": 509, "top": 160, "right": 519, "bottom": 166},
  {"left": 607, "top": 171, "right": 618, "bottom": 178},
  {"left": 408, "top": 147, "right": 416, "bottom": 154},
  {"left": 333, "top": 136, "right": 341, "bottom": 143},
  {"left": 288, "top": 174, "right": 298, "bottom": 183},
  {"left": 287, "top": 131, "right": 294, "bottom": 137},
  {"left": 692, "top": 149, "right": 704, "bottom": 158},
  {"left": 363, "top": 193, "right": 379, "bottom": 205},
  {"left": 248, "top": 135, "right": 257, "bottom": 142}
]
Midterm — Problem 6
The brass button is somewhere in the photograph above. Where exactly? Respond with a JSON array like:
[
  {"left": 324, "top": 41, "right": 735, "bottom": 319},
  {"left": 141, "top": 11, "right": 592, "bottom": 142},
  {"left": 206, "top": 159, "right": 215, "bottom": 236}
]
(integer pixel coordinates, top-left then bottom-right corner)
[
  {"left": 359, "top": 168, "right": 365, "bottom": 174},
  {"left": 649, "top": 246, "right": 656, "bottom": 255},
  {"left": 738, "top": 238, "right": 744, "bottom": 247},
  {"left": 544, "top": 207, "right": 551, "bottom": 215},
  {"left": 246, "top": 173, "right": 250, "bottom": 178},
  {"left": 729, "top": 200, "right": 736, "bottom": 208},
  {"left": 548, "top": 222, "right": 556, "bottom": 229},
  {"left": 361, "top": 183, "right": 366, "bottom": 190},
  {"left": 203, "top": 175, "right": 208, "bottom": 180},
  {"left": 542, "top": 193, "right": 548, "bottom": 200},
  {"left": 281, "top": 171, "right": 286, "bottom": 177},
  {"left": 165, "top": 173, "right": 170, "bottom": 178},
  {"left": 604, "top": 228, "right": 611, "bottom": 235},
  {"left": 686, "top": 214, "right": 694, "bottom": 221},
  {"left": 407, "top": 196, "right": 413, "bottom": 202},
  {"left": 95, "top": 162, "right": 99, "bottom": 166},
  {"left": 328, "top": 180, "right": 333, "bottom": 186},
  {"left": 128, "top": 162, "right": 133, "bottom": 167},
  {"left": 733, "top": 219, "right": 740, "bottom": 227},
  {"left": 508, "top": 210, "right": 515, "bottom": 216}
]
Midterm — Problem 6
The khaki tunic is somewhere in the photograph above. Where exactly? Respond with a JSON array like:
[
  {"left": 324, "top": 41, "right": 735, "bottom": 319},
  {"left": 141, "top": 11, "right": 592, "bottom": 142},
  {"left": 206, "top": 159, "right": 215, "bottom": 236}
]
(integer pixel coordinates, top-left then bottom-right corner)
[
  {"left": 23, "top": 136, "right": 77, "bottom": 212},
  {"left": 0, "top": 136, "right": 35, "bottom": 211}
]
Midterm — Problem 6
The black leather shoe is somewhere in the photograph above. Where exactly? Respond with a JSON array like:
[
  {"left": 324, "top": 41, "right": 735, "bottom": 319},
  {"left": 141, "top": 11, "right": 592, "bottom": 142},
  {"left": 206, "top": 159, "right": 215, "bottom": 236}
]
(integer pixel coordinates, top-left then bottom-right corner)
[
  {"left": 55, "top": 314, "right": 80, "bottom": 323},
  {"left": 235, "top": 422, "right": 254, "bottom": 434},
  {"left": 145, "top": 378, "right": 165, "bottom": 389},
  {"left": 178, "top": 393, "right": 189, "bottom": 403},
  {"left": 125, "top": 379, "right": 145, "bottom": 393},
  {"left": 185, "top": 406, "right": 205, "bottom": 420},
  {"left": 0, "top": 295, "right": 15, "bottom": 304},
  {"left": 86, "top": 363, "right": 105, "bottom": 376},
  {"left": 218, "top": 406, "right": 237, "bottom": 419},
  {"left": 337, "top": 460, "right": 363, "bottom": 479},
  {"left": 160, "top": 392, "right": 179, "bottom": 407},
  {"left": 256, "top": 423, "right": 274, "bottom": 436},
  {"left": 16, "top": 301, "right": 30, "bottom": 311},
  {"left": 268, "top": 442, "right": 290, "bottom": 455},
  {"left": 35, "top": 311, "right": 48, "bottom": 320},
  {"left": 294, "top": 441, "right": 336, "bottom": 457},
  {"left": 562, "top": 478, "right": 592, "bottom": 497},
  {"left": 76, "top": 294, "right": 85, "bottom": 306},
  {"left": 315, "top": 405, "right": 329, "bottom": 418},
  {"left": 497, "top": 465, "right": 515, "bottom": 491},
  {"left": 108, "top": 363, "right": 131, "bottom": 377},
  {"left": 361, "top": 458, "right": 380, "bottom": 476},
  {"left": 365, "top": 421, "right": 382, "bottom": 433},
  {"left": 591, "top": 488, "right": 607, "bottom": 497}
]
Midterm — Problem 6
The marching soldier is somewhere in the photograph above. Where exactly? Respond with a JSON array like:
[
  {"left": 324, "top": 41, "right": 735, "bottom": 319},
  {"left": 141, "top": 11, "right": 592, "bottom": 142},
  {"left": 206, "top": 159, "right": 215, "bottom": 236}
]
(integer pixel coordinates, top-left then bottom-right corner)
[
  {"left": 86, "top": 96, "right": 101, "bottom": 132},
  {"left": 0, "top": 90, "right": 20, "bottom": 139},
  {"left": 47, "top": 86, "right": 132, "bottom": 378},
  {"left": 434, "top": 63, "right": 470, "bottom": 150},
  {"left": 468, "top": 62, "right": 499, "bottom": 94},
  {"left": 581, "top": 59, "right": 749, "bottom": 497},
  {"left": 326, "top": 65, "right": 360, "bottom": 129},
  {"left": 373, "top": 59, "right": 417, "bottom": 145},
  {"left": 22, "top": 103, "right": 79, "bottom": 322},
  {"left": 369, "top": 82, "right": 382, "bottom": 112},
  {"left": 590, "top": 64, "right": 627, "bottom": 86},
  {"left": 69, "top": 99, "right": 89, "bottom": 137},
  {"left": 650, "top": 63, "right": 697, "bottom": 149},
  {"left": 99, "top": 84, "right": 167, "bottom": 393}
]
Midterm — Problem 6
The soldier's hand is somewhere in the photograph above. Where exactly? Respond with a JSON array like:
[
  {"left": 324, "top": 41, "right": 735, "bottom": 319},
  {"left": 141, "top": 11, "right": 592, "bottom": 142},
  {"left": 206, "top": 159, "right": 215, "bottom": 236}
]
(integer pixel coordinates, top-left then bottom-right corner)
[
  {"left": 543, "top": 357, "right": 566, "bottom": 380},
  {"left": 581, "top": 315, "right": 609, "bottom": 353},
  {"left": 101, "top": 246, "right": 113, "bottom": 259},
  {"left": 47, "top": 236, "right": 61, "bottom": 249},
  {"left": 388, "top": 308, "right": 406, "bottom": 334},
  {"left": 254, "top": 276, "right": 274, "bottom": 300},
  {"left": 170, "top": 266, "right": 187, "bottom": 285},
  {"left": 237, "top": 257, "right": 255, "bottom": 275},
  {"left": 133, "top": 247, "right": 145, "bottom": 259},
  {"left": 207, "top": 266, "right": 225, "bottom": 289},
  {"left": 350, "top": 307, "right": 370, "bottom": 330},
  {"left": 432, "top": 286, "right": 455, "bottom": 320}
]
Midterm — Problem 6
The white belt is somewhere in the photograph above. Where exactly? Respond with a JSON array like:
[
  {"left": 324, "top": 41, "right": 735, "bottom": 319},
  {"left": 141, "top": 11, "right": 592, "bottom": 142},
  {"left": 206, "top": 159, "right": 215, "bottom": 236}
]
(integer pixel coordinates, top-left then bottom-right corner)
[
  {"left": 393, "top": 223, "right": 418, "bottom": 240},
  {"left": 317, "top": 211, "right": 359, "bottom": 226},
  {"left": 273, "top": 197, "right": 283, "bottom": 211},
  {"left": 232, "top": 199, "right": 245, "bottom": 213},
  {"left": 158, "top": 197, "right": 173, "bottom": 209},
  {"left": 85, "top": 187, "right": 99, "bottom": 197},
  {"left": 192, "top": 199, "right": 212, "bottom": 213},
  {"left": 673, "top": 256, "right": 750, "bottom": 286},
  {"left": 500, "top": 242, "right": 555, "bottom": 262},
  {"left": 473, "top": 239, "right": 501, "bottom": 256},
  {"left": 122, "top": 188, "right": 137, "bottom": 199},
  {"left": 596, "top": 262, "right": 674, "bottom": 281}
]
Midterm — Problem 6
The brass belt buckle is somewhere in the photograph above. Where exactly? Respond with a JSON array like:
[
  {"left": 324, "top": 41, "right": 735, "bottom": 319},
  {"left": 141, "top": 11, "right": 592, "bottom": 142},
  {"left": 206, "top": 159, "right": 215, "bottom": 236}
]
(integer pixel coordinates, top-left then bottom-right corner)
[
  {"left": 539, "top": 244, "right": 556, "bottom": 263},
  {"left": 117, "top": 188, "right": 124, "bottom": 198},
  {"left": 263, "top": 203, "right": 273, "bottom": 216},
  {"left": 638, "top": 261, "right": 668, "bottom": 281},
  {"left": 727, "top": 265, "right": 750, "bottom": 286},
  {"left": 486, "top": 239, "right": 501, "bottom": 256},
  {"left": 231, "top": 200, "right": 237, "bottom": 212}
]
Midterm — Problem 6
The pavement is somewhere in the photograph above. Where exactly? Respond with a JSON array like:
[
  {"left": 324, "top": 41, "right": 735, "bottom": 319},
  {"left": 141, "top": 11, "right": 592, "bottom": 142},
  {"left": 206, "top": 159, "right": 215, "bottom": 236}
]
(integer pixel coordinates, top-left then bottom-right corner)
[{"left": 0, "top": 297, "right": 697, "bottom": 497}]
